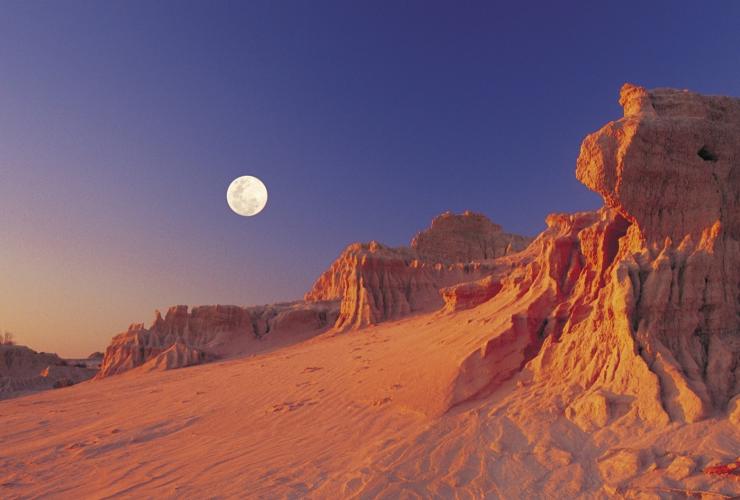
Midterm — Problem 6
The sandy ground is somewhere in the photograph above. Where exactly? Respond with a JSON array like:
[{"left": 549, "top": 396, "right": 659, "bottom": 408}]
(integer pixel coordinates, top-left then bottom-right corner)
[{"left": 1, "top": 310, "right": 739, "bottom": 499}]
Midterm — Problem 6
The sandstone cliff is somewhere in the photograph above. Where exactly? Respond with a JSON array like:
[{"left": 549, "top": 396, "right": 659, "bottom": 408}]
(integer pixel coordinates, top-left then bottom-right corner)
[
  {"left": 0, "top": 345, "right": 97, "bottom": 399},
  {"left": 99, "top": 212, "right": 530, "bottom": 377},
  {"left": 411, "top": 210, "right": 531, "bottom": 263},
  {"left": 437, "top": 84, "right": 739, "bottom": 425},
  {"left": 576, "top": 84, "right": 740, "bottom": 417},
  {"left": 305, "top": 212, "right": 532, "bottom": 329},
  {"left": 97, "top": 301, "right": 338, "bottom": 377}
]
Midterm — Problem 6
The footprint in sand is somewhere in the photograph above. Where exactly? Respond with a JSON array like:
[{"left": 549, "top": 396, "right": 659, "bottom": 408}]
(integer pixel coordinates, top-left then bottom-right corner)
[
  {"left": 269, "top": 399, "right": 319, "bottom": 413},
  {"left": 66, "top": 440, "right": 97, "bottom": 452}
]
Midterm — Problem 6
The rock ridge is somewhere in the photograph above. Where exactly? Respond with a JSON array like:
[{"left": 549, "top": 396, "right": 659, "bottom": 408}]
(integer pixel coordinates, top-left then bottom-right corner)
[
  {"left": 438, "top": 84, "right": 739, "bottom": 424},
  {"left": 1, "top": 345, "right": 97, "bottom": 399},
  {"left": 97, "top": 301, "right": 338, "bottom": 377},
  {"left": 305, "top": 212, "right": 533, "bottom": 329}
]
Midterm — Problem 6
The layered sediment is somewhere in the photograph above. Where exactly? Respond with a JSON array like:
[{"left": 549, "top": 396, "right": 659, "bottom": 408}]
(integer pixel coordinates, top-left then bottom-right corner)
[
  {"left": 97, "top": 301, "right": 338, "bottom": 377},
  {"left": 441, "top": 84, "right": 739, "bottom": 424},
  {"left": 0, "top": 345, "right": 97, "bottom": 399},
  {"left": 305, "top": 212, "right": 532, "bottom": 329}
]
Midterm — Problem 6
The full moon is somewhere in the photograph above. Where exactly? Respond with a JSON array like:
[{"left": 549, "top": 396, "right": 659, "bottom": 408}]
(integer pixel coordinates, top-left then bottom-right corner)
[{"left": 226, "top": 175, "right": 268, "bottom": 216}]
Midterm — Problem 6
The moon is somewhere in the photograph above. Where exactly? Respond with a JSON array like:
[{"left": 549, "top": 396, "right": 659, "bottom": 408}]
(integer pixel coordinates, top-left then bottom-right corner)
[{"left": 226, "top": 175, "right": 268, "bottom": 216}]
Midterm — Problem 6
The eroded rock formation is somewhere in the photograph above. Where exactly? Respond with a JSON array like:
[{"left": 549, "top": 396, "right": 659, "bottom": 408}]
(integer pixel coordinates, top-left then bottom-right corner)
[
  {"left": 441, "top": 275, "right": 503, "bottom": 312},
  {"left": 0, "top": 345, "right": 97, "bottom": 399},
  {"left": 577, "top": 84, "right": 740, "bottom": 416},
  {"left": 442, "top": 84, "right": 739, "bottom": 424},
  {"left": 305, "top": 241, "right": 493, "bottom": 329},
  {"left": 411, "top": 210, "right": 531, "bottom": 263},
  {"left": 99, "top": 212, "right": 530, "bottom": 376},
  {"left": 305, "top": 212, "right": 532, "bottom": 329},
  {"left": 97, "top": 301, "right": 338, "bottom": 377}
]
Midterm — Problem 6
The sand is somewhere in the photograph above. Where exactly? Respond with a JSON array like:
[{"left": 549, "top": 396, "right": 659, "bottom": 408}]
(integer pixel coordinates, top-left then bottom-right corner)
[{"left": 1, "top": 309, "right": 738, "bottom": 498}]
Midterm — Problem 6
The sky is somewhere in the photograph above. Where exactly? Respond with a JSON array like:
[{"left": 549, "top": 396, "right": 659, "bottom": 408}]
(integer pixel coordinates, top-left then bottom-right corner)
[{"left": 1, "top": 1, "right": 739, "bottom": 357}]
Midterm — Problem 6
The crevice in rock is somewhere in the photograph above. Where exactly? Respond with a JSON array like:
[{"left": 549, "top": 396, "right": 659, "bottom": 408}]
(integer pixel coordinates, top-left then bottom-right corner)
[
  {"left": 697, "top": 146, "right": 718, "bottom": 162},
  {"left": 632, "top": 269, "right": 649, "bottom": 335},
  {"left": 693, "top": 328, "right": 710, "bottom": 379},
  {"left": 537, "top": 318, "right": 549, "bottom": 340},
  {"left": 251, "top": 319, "right": 262, "bottom": 339}
]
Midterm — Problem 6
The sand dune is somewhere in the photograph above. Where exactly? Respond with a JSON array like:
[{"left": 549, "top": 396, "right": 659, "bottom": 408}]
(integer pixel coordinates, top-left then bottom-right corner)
[{"left": 1, "top": 311, "right": 738, "bottom": 497}]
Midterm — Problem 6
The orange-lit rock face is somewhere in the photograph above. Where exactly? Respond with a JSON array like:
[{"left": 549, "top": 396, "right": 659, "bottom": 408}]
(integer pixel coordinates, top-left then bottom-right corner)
[
  {"left": 305, "top": 213, "right": 532, "bottom": 329},
  {"left": 577, "top": 83, "right": 740, "bottom": 244},
  {"left": 411, "top": 210, "right": 532, "bottom": 263},
  {"left": 440, "top": 85, "right": 738, "bottom": 424},
  {"left": 100, "top": 212, "right": 530, "bottom": 377},
  {"left": 441, "top": 275, "right": 503, "bottom": 312},
  {"left": 443, "top": 208, "right": 657, "bottom": 414},
  {"left": 575, "top": 84, "right": 740, "bottom": 417},
  {"left": 97, "top": 302, "right": 338, "bottom": 377},
  {"left": 305, "top": 242, "right": 495, "bottom": 329}
]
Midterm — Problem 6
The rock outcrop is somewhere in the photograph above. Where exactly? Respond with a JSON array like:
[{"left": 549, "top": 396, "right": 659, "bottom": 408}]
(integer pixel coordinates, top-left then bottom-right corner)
[
  {"left": 99, "top": 212, "right": 530, "bottom": 376},
  {"left": 97, "top": 301, "right": 338, "bottom": 377},
  {"left": 575, "top": 84, "right": 740, "bottom": 416},
  {"left": 305, "top": 212, "right": 532, "bottom": 329},
  {"left": 411, "top": 210, "right": 531, "bottom": 263},
  {"left": 141, "top": 341, "right": 214, "bottom": 372},
  {"left": 0, "top": 345, "right": 97, "bottom": 399},
  {"left": 441, "top": 84, "right": 739, "bottom": 424},
  {"left": 305, "top": 241, "right": 494, "bottom": 329},
  {"left": 441, "top": 275, "right": 503, "bottom": 312},
  {"left": 0, "top": 345, "right": 63, "bottom": 377}
]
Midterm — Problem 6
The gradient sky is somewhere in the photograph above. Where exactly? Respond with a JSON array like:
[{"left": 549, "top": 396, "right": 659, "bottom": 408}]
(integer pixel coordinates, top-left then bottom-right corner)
[{"left": 1, "top": 1, "right": 739, "bottom": 357}]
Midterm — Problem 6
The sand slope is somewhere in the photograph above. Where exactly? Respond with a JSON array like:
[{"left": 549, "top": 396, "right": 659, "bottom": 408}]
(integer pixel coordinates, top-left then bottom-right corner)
[{"left": 1, "top": 309, "right": 738, "bottom": 498}]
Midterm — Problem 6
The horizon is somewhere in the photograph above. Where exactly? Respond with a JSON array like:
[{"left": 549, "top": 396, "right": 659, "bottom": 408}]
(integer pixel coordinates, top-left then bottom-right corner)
[{"left": 2, "top": 1, "right": 739, "bottom": 357}]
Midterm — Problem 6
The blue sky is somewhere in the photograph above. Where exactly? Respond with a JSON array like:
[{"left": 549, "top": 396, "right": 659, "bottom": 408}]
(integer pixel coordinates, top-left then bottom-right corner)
[{"left": 1, "top": 1, "right": 738, "bottom": 355}]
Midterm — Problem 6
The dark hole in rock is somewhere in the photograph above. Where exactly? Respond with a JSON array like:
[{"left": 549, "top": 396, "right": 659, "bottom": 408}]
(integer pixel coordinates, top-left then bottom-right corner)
[{"left": 697, "top": 146, "right": 718, "bottom": 162}]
